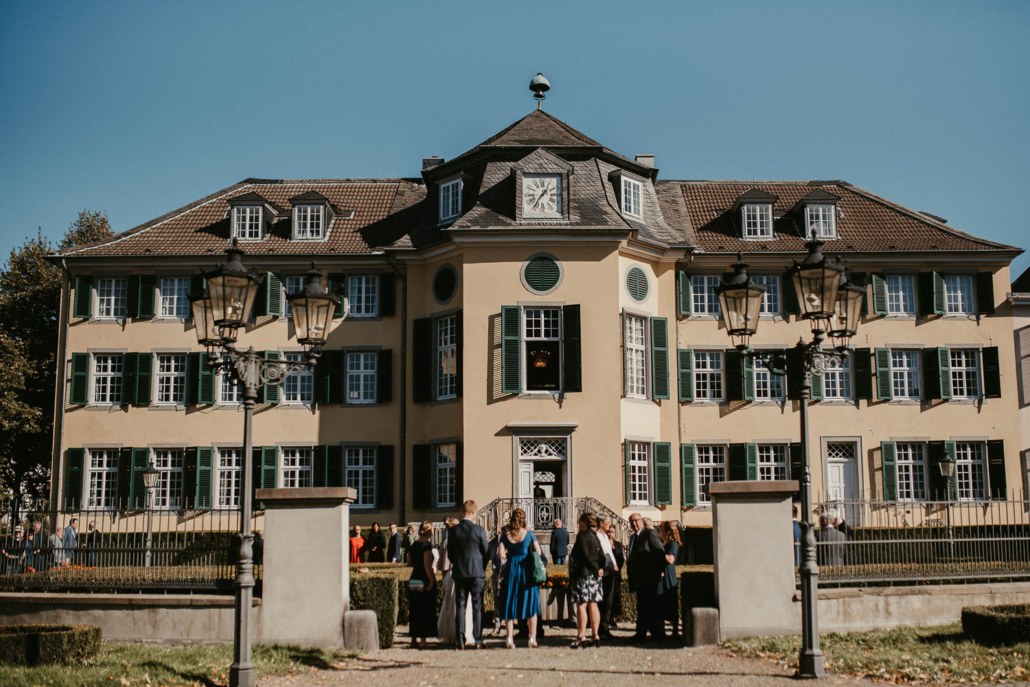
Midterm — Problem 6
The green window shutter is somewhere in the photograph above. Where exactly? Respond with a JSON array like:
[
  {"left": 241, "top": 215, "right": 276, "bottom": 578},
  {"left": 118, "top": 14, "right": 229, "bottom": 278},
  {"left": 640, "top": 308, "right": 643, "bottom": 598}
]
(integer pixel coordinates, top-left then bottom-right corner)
[
  {"left": 678, "top": 349, "right": 694, "bottom": 402},
  {"left": 187, "top": 352, "right": 201, "bottom": 405},
  {"left": 377, "top": 349, "right": 393, "bottom": 403},
  {"left": 122, "top": 353, "right": 139, "bottom": 406},
  {"left": 413, "top": 318, "right": 433, "bottom": 403},
  {"left": 976, "top": 272, "right": 995, "bottom": 315},
  {"left": 524, "top": 256, "right": 560, "bottom": 292},
  {"left": 196, "top": 447, "right": 213, "bottom": 510},
  {"left": 627, "top": 267, "right": 649, "bottom": 302},
  {"left": 73, "top": 276, "right": 93, "bottom": 319},
  {"left": 982, "top": 347, "right": 1002, "bottom": 398},
  {"left": 680, "top": 444, "right": 697, "bottom": 508},
  {"left": 621, "top": 310, "right": 628, "bottom": 396},
  {"left": 650, "top": 317, "right": 669, "bottom": 399},
  {"left": 623, "top": 442, "right": 631, "bottom": 506},
  {"left": 134, "top": 353, "right": 152, "bottom": 406},
  {"left": 871, "top": 274, "right": 888, "bottom": 315},
  {"left": 880, "top": 442, "right": 898, "bottom": 502},
  {"left": 262, "top": 351, "right": 280, "bottom": 404},
  {"left": 789, "top": 443, "right": 803, "bottom": 502},
  {"left": 377, "top": 445, "right": 395, "bottom": 509},
  {"left": 810, "top": 369, "right": 823, "bottom": 401},
  {"left": 138, "top": 275, "right": 156, "bottom": 319},
  {"left": 261, "top": 446, "right": 278, "bottom": 488},
  {"left": 743, "top": 352, "right": 755, "bottom": 402},
  {"left": 987, "top": 440, "right": 1006, "bottom": 500},
  {"left": 313, "top": 445, "right": 329, "bottom": 488},
  {"left": 874, "top": 348, "right": 892, "bottom": 400},
  {"left": 127, "top": 275, "right": 142, "bottom": 318},
  {"left": 183, "top": 449, "right": 197, "bottom": 507},
  {"left": 501, "top": 306, "right": 522, "bottom": 394},
  {"left": 412, "top": 444, "right": 432, "bottom": 509},
  {"left": 728, "top": 443, "right": 747, "bottom": 481},
  {"left": 327, "top": 446, "right": 344, "bottom": 488},
  {"left": 64, "top": 448, "right": 84, "bottom": 511},
  {"left": 563, "top": 304, "right": 582, "bottom": 393},
  {"left": 130, "top": 447, "right": 149, "bottom": 510},
  {"left": 944, "top": 441, "right": 959, "bottom": 500},
  {"left": 932, "top": 272, "right": 946, "bottom": 315},
  {"left": 328, "top": 273, "right": 347, "bottom": 317},
  {"left": 678, "top": 270, "right": 692, "bottom": 317},
  {"left": 257, "top": 272, "right": 282, "bottom": 317},
  {"left": 653, "top": 442, "right": 673, "bottom": 506},
  {"left": 725, "top": 349, "right": 744, "bottom": 401},
  {"left": 937, "top": 347, "right": 952, "bottom": 400},
  {"left": 781, "top": 270, "right": 800, "bottom": 316},
  {"left": 380, "top": 272, "right": 396, "bottom": 317},
  {"left": 117, "top": 448, "right": 133, "bottom": 508},
  {"left": 923, "top": 348, "right": 941, "bottom": 399},
  {"left": 745, "top": 442, "right": 759, "bottom": 481},
  {"left": 315, "top": 350, "right": 343, "bottom": 404},
  {"left": 852, "top": 272, "right": 869, "bottom": 316},
  {"left": 853, "top": 348, "right": 874, "bottom": 400},
  {"left": 69, "top": 353, "right": 89, "bottom": 405},
  {"left": 189, "top": 273, "right": 206, "bottom": 298}
]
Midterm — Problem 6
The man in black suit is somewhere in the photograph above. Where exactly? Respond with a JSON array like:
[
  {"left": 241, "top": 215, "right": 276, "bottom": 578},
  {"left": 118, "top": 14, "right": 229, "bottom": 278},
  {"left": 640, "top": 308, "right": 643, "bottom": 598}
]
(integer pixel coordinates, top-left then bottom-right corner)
[
  {"left": 626, "top": 513, "right": 666, "bottom": 642},
  {"left": 446, "top": 499, "right": 489, "bottom": 649},
  {"left": 549, "top": 518, "right": 569, "bottom": 565},
  {"left": 386, "top": 523, "right": 405, "bottom": 563}
]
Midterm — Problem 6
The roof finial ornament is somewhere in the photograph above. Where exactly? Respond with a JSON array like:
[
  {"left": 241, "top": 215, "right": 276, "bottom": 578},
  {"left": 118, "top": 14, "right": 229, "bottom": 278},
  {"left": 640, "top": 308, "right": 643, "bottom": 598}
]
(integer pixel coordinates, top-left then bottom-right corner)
[{"left": 529, "top": 73, "right": 550, "bottom": 110}]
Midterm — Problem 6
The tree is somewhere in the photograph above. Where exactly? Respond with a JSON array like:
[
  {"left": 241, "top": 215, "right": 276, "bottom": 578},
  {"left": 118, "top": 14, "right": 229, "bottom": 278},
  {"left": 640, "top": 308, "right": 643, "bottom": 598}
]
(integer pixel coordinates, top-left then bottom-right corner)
[{"left": 0, "top": 211, "right": 113, "bottom": 502}]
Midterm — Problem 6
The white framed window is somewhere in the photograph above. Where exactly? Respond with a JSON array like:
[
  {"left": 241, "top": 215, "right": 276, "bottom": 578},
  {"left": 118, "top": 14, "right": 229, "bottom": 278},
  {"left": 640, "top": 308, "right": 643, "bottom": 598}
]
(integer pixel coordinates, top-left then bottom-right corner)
[
  {"left": 152, "top": 449, "right": 184, "bottom": 510},
  {"left": 694, "top": 351, "right": 724, "bottom": 401},
  {"left": 216, "top": 448, "right": 242, "bottom": 509},
  {"left": 806, "top": 204, "right": 836, "bottom": 239},
  {"left": 627, "top": 441, "right": 650, "bottom": 505},
  {"left": 280, "top": 447, "right": 313, "bottom": 488},
  {"left": 347, "top": 352, "right": 377, "bottom": 404},
  {"left": 440, "top": 179, "right": 462, "bottom": 221},
  {"left": 283, "top": 276, "right": 305, "bottom": 318},
  {"left": 944, "top": 275, "right": 975, "bottom": 315},
  {"left": 891, "top": 350, "right": 921, "bottom": 400},
  {"left": 753, "top": 276, "right": 780, "bottom": 315},
  {"left": 696, "top": 445, "right": 726, "bottom": 505},
  {"left": 823, "top": 354, "right": 852, "bottom": 400},
  {"left": 435, "top": 443, "right": 457, "bottom": 508},
  {"left": 86, "top": 449, "right": 119, "bottom": 509},
  {"left": 436, "top": 316, "right": 458, "bottom": 400},
  {"left": 621, "top": 177, "right": 643, "bottom": 219},
  {"left": 950, "top": 349, "right": 980, "bottom": 400},
  {"left": 346, "top": 447, "right": 377, "bottom": 507},
  {"left": 348, "top": 275, "right": 379, "bottom": 317},
  {"left": 742, "top": 204, "right": 773, "bottom": 239},
  {"left": 96, "top": 278, "right": 127, "bottom": 319},
  {"left": 886, "top": 275, "right": 916, "bottom": 315},
  {"left": 159, "top": 277, "right": 190, "bottom": 318},
  {"left": 219, "top": 365, "right": 242, "bottom": 404},
  {"left": 896, "top": 443, "right": 927, "bottom": 501},
  {"left": 92, "top": 354, "right": 124, "bottom": 405},
  {"left": 757, "top": 445, "right": 788, "bottom": 481},
  {"left": 282, "top": 353, "right": 313, "bottom": 404},
  {"left": 293, "top": 205, "right": 324, "bottom": 240},
  {"left": 754, "top": 354, "right": 785, "bottom": 401},
  {"left": 233, "top": 206, "right": 263, "bottom": 240},
  {"left": 692, "top": 275, "right": 721, "bottom": 316},
  {"left": 956, "top": 442, "right": 986, "bottom": 501},
  {"left": 624, "top": 314, "right": 647, "bottom": 398},
  {"left": 523, "top": 307, "right": 562, "bottom": 392},
  {"left": 156, "top": 354, "right": 187, "bottom": 405}
]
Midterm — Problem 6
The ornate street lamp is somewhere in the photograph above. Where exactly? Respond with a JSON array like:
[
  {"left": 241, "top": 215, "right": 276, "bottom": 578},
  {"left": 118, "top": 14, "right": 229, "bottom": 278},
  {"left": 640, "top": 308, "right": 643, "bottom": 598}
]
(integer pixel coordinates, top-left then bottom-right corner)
[
  {"left": 142, "top": 463, "right": 161, "bottom": 568},
  {"left": 829, "top": 268, "right": 866, "bottom": 350},
  {"left": 714, "top": 254, "right": 767, "bottom": 351},
  {"left": 190, "top": 245, "right": 341, "bottom": 687},
  {"left": 790, "top": 234, "right": 844, "bottom": 330}
]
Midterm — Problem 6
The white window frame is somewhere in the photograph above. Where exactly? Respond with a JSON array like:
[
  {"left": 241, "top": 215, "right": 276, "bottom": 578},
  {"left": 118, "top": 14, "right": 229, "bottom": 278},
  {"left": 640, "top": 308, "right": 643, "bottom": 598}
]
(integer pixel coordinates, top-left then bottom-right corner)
[
  {"left": 696, "top": 445, "right": 727, "bottom": 505},
  {"left": 86, "top": 448, "right": 119, "bottom": 510},
  {"left": 346, "top": 352, "right": 377, "bottom": 404},
  {"left": 293, "top": 204, "right": 324, "bottom": 240},
  {"left": 627, "top": 441, "right": 650, "bottom": 506},
  {"left": 216, "top": 448, "right": 243, "bottom": 509},
  {"left": 440, "top": 179, "right": 462, "bottom": 222},
  {"left": 219, "top": 364, "right": 242, "bottom": 404},
  {"left": 232, "top": 206, "right": 263, "bottom": 241},
  {"left": 754, "top": 354, "right": 785, "bottom": 401},
  {"left": 95, "top": 277, "right": 128, "bottom": 319},
  {"left": 283, "top": 276, "right": 305, "bottom": 319},
  {"left": 693, "top": 351, "right": 724, "bottom": 401},
  {"left": 624, "top": 314, "right": 648, "bottom": 399},
  {"left": 155, "top": 353, "right": 187, "bottom": 406},
  {"left": 280, "top": 446, "right": 313, "bottom": 488},
  {"left": 435, "top": 443, "right": 457, "bottom": 508},
  {"left": 158, "top": 277, "right": 191, "bottom": 319},
  {"left": 621, "top": 177, "right": 643, "bottom": 219},
  {"left": 348, "top": 275, "right": 379, "bottom": 317},
  {"left": 886, "top": 275, "right": 917, "bottom": 316},
  {"left": 742, "top": 204, "right": 773, "bottom": 239},
  {"left": 282, "top": 352, "right": 314, "bottom": 405},
  {"left": 896, "top": 443, "right": 927, "bottom": 501},
  {"left": 955, "top": 442, "right": 987, "bottom": 501},
  {"left": 346, "top": 446, "right": 377, "bottom": 508},
  {"left": 944, "top": 275, "right": 975, "bottom": 315},
  {"left": 822, "top": 353, "right": 852, "bottom": 401},
  {"left": 891, "top": 350, "right": 921, "bottom": 400},
  {"left": 805, "top": 204, "right": 837, "bottom": 239},
  {"left": 91, "top": 353, "right": 124, "bottom": 405},
  {"left": 691, "top": 275, "right": 721, "bottom": 316},
  {"left": 151, "top": 448, "right": 185, "bottom": 510},
  {"left": 753, "top": 275, "right": 780, "bottom": 316},
  {"left": 436, "top": 315, "right": 457, "bottom": 400},
  {"left": 949, "top": 349, "right": 980, "bottom": 400},
  {"left": 757, "top": 444, "right": 788, "bottom": 481},
  {"left": 522, "top": 307, "right": 563, "bottom": 393}
]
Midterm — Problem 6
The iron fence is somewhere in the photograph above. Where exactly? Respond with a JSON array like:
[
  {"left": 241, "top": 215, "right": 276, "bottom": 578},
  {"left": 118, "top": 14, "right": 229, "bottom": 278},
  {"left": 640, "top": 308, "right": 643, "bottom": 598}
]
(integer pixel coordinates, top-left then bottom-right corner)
[
  {"left": 811, "top": 497, "right": 1030, "bottom": 586},
  {"left": 0, "top": 499, "right": 260, "bottom": 593}
]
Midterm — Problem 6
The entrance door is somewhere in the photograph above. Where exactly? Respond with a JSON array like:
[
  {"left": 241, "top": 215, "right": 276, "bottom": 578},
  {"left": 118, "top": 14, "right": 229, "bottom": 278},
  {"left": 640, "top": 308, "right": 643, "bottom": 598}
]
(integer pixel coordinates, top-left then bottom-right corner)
[
  {"left": 515, "top": 437, "right": 569, "bottom": 530},
  {"left": 825, "top": 441, "right": 859, "bottom": 525}
]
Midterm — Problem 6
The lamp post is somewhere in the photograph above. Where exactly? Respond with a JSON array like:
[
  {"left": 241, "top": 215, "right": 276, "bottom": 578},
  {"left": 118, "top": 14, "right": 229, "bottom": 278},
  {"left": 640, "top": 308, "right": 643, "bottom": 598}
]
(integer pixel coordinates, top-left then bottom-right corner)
[
  {"left": 937, "top": 454, "right": 957, "bottom": 559},
  {"left": 189, "top": 243, "right": 340, "bottom": 687},
  {"left": 715, "top": 237, "right": 861, "bottom": 680},
  {"left": 142, "top": 462, "right": 161, "bottom": 568}
]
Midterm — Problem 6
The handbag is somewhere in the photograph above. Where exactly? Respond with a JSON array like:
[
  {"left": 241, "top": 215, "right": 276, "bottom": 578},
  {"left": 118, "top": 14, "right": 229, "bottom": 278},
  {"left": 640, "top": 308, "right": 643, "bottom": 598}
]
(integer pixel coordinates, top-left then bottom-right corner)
[
  {"left": 407, "top": 578, "right": 425, "bottom": 593},
  {"left": 530, "top": 549, "right": 548, "bottom": 585}
]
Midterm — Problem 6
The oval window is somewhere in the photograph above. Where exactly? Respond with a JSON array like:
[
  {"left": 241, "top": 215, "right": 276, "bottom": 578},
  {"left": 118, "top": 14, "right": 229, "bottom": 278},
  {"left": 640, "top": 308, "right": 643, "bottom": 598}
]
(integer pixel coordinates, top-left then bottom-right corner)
[
  {"left": 433, "top": 265, "right": 457, "bottom": 304},
  {"left": 523, "top": 256, "right": 561, "bottom": 294},
  {"left": 627, "top": 266, "right": 649, "bottom": 301}
]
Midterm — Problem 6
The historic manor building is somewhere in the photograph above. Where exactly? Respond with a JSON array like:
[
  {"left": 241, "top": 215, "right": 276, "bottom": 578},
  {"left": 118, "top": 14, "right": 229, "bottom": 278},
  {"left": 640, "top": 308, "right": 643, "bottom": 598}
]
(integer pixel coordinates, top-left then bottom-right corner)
[{"left": 48, "top": 107, "right": 1025, "bottom": 528}]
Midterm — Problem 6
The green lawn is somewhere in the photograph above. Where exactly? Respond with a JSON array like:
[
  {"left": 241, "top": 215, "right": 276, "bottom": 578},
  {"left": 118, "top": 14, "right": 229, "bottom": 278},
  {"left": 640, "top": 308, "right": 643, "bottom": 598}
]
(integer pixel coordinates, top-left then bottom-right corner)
[
  {"left": 0, "top": 642, "right": 351, "bottom": 687},
  {"left": 725, "top": 623, "right": 1030, "bottom": 684}
]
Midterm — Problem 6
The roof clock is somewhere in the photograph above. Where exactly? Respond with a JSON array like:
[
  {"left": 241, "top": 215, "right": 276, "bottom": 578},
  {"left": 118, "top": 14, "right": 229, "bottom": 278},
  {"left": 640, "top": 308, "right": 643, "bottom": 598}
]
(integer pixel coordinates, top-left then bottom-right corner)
[{"left": 522, "top": 173, "right": 562, "bottom": 219}]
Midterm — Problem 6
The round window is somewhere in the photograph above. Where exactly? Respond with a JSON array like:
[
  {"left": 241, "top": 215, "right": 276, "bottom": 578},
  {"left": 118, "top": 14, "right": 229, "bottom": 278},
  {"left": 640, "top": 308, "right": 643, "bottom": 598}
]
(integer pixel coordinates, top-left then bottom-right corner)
[
  {"left": 522, "top": 255, "right": 562, "bottom": 294},
  {"left": 432, "top": 264, "right": 458, "bottom": 304},
  {"left": 627, "top": 266, "right": 649, "bottom": 301}
]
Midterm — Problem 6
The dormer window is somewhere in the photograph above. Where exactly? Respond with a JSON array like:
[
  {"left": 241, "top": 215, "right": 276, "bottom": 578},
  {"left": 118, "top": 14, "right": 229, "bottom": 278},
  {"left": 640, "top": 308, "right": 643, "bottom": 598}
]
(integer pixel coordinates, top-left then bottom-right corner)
[
  {"left": 440, "top": 178, "right": 462, "bottom": 222},
  {"left": 622, "top": 177, "right": 643, "bottom": 219},
  {"left": 294, "top": 205, "right": 324, "bottom": 240},
  {"left": 742, "top": 204, "right": 773, "bottom": 238},
  {"left": 233, "top": 206, "right": 263, "bottom": 241},
  {"left": 806, "top": 204, "right": 837, "bottom": 239}
]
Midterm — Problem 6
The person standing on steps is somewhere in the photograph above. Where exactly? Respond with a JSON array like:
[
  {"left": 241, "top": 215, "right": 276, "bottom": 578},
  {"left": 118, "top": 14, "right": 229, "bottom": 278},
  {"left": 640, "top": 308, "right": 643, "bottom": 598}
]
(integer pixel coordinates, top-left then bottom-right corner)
[
  {"left": 447, "top": 500, "right": 489, "bottom": 649},
  {"left": 549, "top": 518, "right": 569, "bottom": 565}
]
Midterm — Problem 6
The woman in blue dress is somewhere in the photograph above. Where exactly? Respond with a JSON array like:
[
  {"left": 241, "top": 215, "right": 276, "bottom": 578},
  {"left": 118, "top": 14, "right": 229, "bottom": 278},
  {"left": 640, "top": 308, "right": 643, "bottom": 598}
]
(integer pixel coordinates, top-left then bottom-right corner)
[
  {"left": 657, "top": 520, "right": 682, "bottom": 641},
  {"left": 498, "top": 508, "right": 542, "bottom": 648}
]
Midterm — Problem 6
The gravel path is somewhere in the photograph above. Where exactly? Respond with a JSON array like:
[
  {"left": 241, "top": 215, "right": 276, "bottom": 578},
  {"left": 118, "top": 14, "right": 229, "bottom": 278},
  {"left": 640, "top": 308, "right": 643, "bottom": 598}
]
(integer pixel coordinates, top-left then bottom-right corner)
[{"left": 260, "top": 626, "right": 878, "bottom": 686}]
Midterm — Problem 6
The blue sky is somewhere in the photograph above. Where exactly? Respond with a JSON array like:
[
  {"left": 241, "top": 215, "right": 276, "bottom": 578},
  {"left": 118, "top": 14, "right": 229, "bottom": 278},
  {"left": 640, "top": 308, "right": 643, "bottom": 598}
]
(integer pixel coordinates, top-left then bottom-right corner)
[{"left": 1, "top": 1, "right": 1028, "bottom": 277}]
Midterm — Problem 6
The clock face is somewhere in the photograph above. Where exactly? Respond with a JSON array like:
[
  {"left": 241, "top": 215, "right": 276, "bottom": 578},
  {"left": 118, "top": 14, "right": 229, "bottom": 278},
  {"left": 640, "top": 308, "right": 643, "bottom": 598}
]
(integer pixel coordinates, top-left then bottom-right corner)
[{"left": 522, "top": 174, "right": 562, "bottom": 218}]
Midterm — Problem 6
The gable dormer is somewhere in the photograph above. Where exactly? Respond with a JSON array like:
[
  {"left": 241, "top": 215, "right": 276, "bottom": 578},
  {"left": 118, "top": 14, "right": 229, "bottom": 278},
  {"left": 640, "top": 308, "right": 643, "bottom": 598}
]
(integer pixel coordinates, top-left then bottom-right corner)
[
  {"left": 731, "top": 188, "right": 778, "bottom": 240},
  {"left": 227, "top": 192, "right": 282, "bottom": 241},
  {"left": 608, "top": 168, "right": 647, "bottom": 222},
  {"left": 288, "top": 191, "right": 335, "bottom": 240},
  {"left": 512, "top": 148, "right": 573, "bottom": 222},
  {"left": 792, "top": 189, "right": 841, "bottom": 240}
]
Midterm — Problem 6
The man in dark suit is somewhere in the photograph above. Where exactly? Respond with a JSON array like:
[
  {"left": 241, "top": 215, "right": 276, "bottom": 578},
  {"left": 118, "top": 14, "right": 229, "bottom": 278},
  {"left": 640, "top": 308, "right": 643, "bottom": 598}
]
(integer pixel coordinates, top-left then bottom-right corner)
[
  {"left": 626, "top": 513, "right": 666, "bottom": 642},
  {"left": 386, "top": 523, "right": 405, "bottom": 563},
  {"left": 446, "top": 499, "right": 489, "bottom": 649},
  {"left": 549, "top": 519, "right": 569, "bottom": 565}
]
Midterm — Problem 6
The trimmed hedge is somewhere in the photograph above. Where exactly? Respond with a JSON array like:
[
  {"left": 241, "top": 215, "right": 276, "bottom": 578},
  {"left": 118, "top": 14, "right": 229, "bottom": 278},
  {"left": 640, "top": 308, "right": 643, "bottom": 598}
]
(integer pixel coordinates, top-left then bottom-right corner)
[
  {"left": 0, "top": 624, "right": 102, "bottom": 666},
  {"left": 962, "top": 604, "right": 1030, "bottom": 646},
  {"left": 350, "top": 575, "right": 398, "bottom": 649}
]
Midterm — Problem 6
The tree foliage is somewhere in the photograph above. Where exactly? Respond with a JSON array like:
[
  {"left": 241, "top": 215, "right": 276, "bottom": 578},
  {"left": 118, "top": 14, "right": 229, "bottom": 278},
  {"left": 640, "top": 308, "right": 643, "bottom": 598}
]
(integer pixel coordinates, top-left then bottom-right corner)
[{"left": 0, "top": 211, "right": 114, "bottom": 500}]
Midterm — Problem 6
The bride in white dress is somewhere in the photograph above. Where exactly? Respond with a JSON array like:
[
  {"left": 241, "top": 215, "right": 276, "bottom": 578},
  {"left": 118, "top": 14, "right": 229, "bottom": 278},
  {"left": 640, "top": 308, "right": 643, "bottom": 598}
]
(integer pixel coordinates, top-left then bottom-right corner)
[{"left": 437, "top": 517, "right": 474, "bottom": 645}]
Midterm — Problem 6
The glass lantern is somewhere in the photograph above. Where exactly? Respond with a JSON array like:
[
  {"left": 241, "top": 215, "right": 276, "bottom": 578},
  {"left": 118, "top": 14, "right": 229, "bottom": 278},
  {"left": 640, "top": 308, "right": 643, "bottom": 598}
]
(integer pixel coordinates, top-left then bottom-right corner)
[
  {"left": 715, "top": 255, "right": 767, "bottom": 350},
  {"left": 204, "top": 242, "right": 263, "bottom": 340},
  {"left": 790, "top": 236, "right": 844, "bottom": 329},
  {"left": 189, "top": 290, "right": 222, "bottom": 348},
  {"left": 286, "top": 263, "right": 340, "bottom": 349},
  {"left": 829, "top": 268, "right": 865, "bottom": 348}
]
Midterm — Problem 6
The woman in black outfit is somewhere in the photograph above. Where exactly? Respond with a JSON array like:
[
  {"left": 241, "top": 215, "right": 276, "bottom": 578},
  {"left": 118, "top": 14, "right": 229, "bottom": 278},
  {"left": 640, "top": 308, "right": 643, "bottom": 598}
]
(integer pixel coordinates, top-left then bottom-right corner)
[
  {"left": 363, "top": 522, "right": 386, "bottom": 563},
  {"left": 406, "top": 521, "right": 437, "bottom": 648},
  {"left": 568, "top": 512, "right": 606, "bottom": 648}
]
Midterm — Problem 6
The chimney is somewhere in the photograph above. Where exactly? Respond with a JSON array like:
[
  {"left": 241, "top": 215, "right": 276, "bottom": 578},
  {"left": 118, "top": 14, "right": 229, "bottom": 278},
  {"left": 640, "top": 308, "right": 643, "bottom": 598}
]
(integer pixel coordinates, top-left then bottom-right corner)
[
  {"left": 422, "top": 156, "right": 445, "bottom": 171},
  {"left": 635, "top": 154, "right": 655, "bottom": 168}
]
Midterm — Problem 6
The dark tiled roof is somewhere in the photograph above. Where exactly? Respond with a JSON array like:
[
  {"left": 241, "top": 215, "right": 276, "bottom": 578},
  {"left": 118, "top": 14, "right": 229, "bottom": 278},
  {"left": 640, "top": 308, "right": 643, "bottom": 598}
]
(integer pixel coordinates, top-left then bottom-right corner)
[
  {"left": 670, "top": 180, "right": 1018, "bottom": 254},
  {"left": 1013, "top": 265, "right": 1030, "bottom": 293},
  {"left": 478, "top": 109, "right": 602, "bottom": 148}
]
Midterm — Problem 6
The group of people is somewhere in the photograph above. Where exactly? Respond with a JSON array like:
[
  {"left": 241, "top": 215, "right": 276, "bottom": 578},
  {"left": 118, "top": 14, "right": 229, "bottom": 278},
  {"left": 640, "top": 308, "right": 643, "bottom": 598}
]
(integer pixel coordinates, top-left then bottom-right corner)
[
  {"left": 349, "top": 522, "right": 416, "bottom": 564},
  {"left": 1, "top": 518, "right": 100, "bottom": 574}
]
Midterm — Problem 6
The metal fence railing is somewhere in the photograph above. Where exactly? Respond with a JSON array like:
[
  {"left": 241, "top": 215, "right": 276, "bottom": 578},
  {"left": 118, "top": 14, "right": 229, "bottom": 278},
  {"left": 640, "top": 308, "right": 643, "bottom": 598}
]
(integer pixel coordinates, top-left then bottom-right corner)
[
  {"left": 811, "top": 497, "right": 1030, "bottom": 586},
  {"left": 0, "top": 500, "right": 261, "bottom": 593}
]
